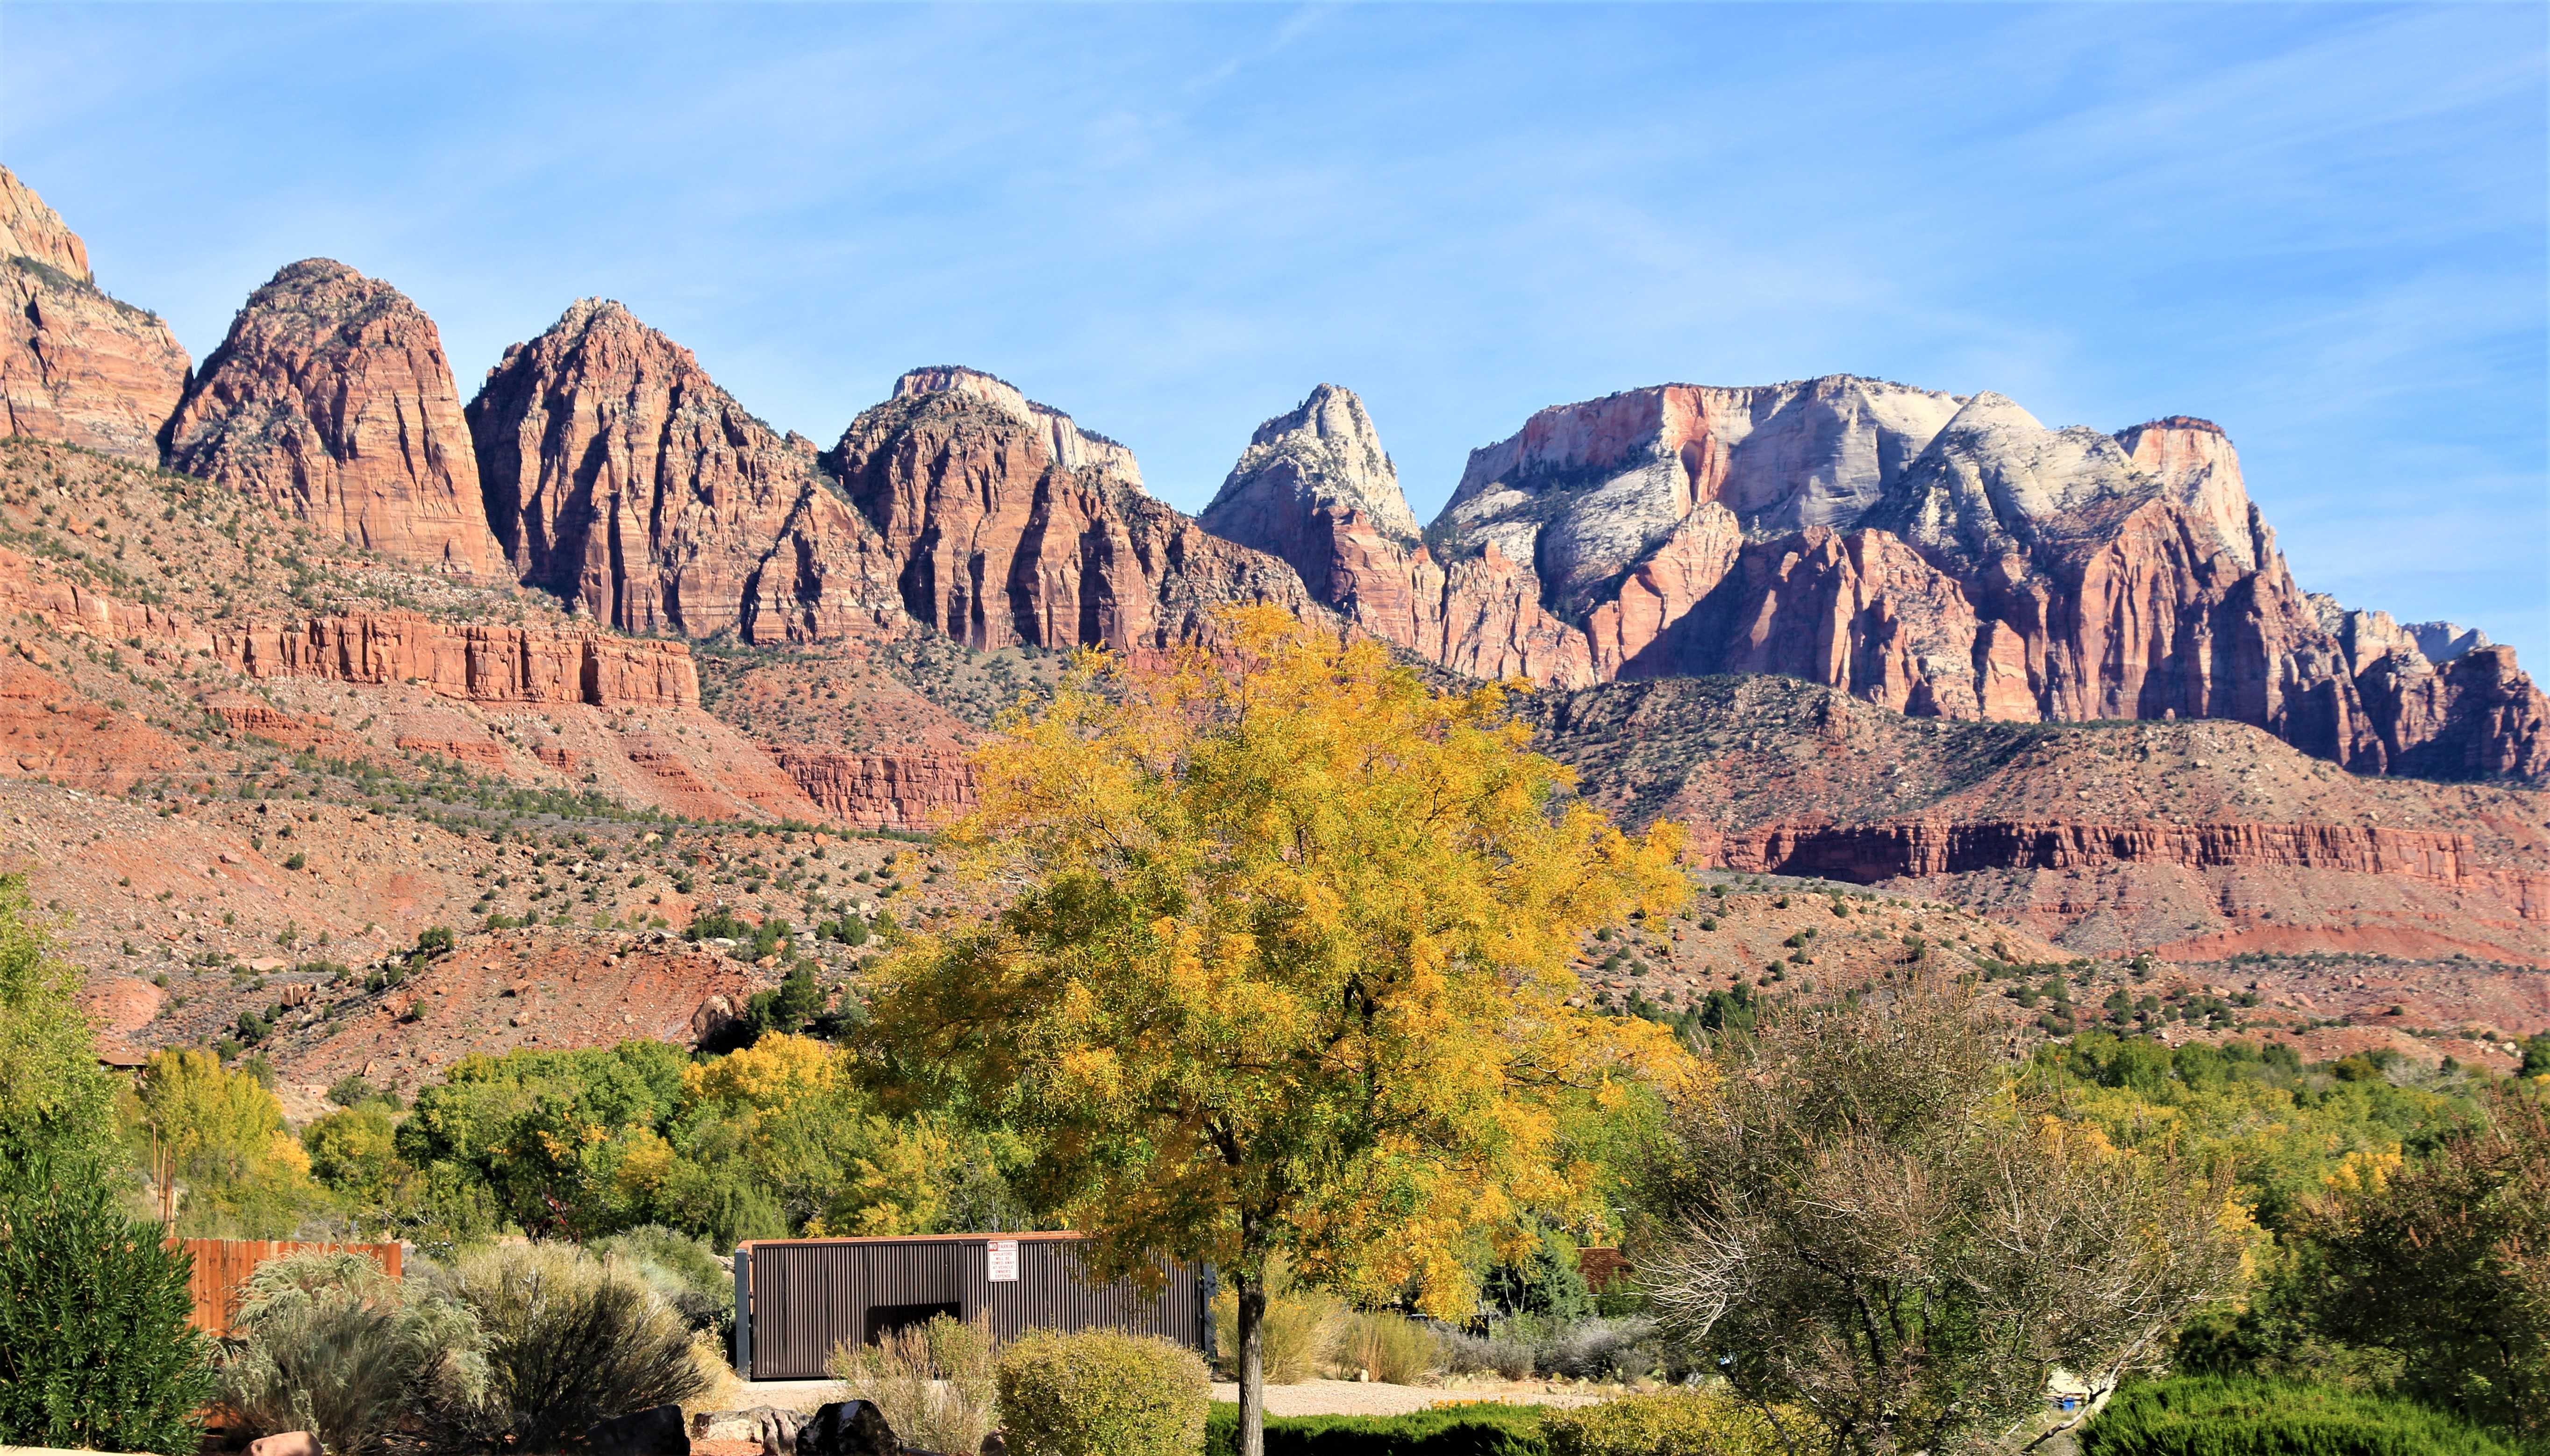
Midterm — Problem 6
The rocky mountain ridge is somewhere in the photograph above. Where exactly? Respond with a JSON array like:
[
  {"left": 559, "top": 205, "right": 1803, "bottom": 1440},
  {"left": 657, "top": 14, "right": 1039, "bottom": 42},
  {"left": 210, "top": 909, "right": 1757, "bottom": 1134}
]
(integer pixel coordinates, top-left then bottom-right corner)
[{"left": 1204, "top": 378, "right": 2548, "bottom": 782}]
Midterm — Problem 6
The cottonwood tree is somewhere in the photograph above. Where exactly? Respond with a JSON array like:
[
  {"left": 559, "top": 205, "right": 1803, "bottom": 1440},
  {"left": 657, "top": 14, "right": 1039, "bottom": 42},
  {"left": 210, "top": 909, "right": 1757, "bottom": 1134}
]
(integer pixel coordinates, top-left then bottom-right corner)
[
  {"left": 863, "top": 609, "right": 1694, "bottom": 1456},
  {"left": 1641, "top": 971, "right": 2245, "bottom": 1456}
]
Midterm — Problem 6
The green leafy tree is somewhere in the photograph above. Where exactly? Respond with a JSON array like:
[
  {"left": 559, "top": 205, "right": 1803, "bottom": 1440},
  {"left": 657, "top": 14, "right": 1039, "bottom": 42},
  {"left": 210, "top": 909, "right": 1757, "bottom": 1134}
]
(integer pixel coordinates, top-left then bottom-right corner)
[
  {"left": 0, "top": 878, "right": 216, "bottom": 1451},
  {"left": 2290, "top": 1091, "right": 2549, "bottom": 1443},
  {"left": 126, "top": 1047, "right": 321, "bottom": 1235},
  {"left": 0, "top": 874, "right": 116, "bottom": 1185},
  {"left": 864, "top": 611, "right": 1693, "bottom": 1456}
]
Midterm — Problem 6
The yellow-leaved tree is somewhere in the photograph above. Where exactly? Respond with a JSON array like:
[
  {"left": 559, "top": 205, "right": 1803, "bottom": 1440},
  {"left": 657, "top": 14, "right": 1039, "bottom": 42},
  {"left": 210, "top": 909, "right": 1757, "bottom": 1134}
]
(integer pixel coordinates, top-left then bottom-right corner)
[{"left": 862, "top": 608, "right": 1698, "bottom": 1455}]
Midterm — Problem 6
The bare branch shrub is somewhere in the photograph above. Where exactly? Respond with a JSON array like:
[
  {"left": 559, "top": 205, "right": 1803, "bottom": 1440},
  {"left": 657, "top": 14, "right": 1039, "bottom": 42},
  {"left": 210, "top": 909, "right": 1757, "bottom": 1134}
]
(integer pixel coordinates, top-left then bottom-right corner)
[{"left": 1640, "top": 971, "right": 2244, "bottom": 1455}]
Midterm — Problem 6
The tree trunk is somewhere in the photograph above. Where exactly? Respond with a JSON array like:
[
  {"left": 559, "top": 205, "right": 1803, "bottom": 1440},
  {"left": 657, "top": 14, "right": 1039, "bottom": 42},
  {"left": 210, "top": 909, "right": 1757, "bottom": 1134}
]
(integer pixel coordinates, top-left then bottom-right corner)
[{"left": 1236, "top": 1269, "right": 1268, "bottom": 1456}]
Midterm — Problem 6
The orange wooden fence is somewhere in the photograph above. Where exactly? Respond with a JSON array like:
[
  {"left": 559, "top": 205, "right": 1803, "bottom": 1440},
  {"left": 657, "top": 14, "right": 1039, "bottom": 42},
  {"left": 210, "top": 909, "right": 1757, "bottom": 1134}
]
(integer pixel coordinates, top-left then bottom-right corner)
[{"left": 172, "top": 1238, "right": 403, "bottom": 1336}]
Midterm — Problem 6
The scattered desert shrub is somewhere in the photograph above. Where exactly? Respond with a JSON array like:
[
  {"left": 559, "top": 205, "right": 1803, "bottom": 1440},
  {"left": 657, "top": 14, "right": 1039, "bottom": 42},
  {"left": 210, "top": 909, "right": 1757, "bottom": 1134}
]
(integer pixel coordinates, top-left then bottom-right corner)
[
  {"left": 1206, "top": 1400, "right": 1545, "bottom": 1455},
  {"left": 430, "top": 1241, "right": 711, "bottom": 1450},
  {"left": 1210, "top": 1263, "right": 1342, "bottom": 1385},
  {"left": 217, "top": 1249, "right": 484, "bottom": 1456},
  {"left": 997, "top": 1328, "right": 1211, "bottom": 1456},
  {"left": 1537, "top": 1316, "right": 1663, "bottom": 1382},
  {"left": 0, "top": 1169, "right": 216, "bottom": 1454},
  {"left": 2080, "top": 1377, "right": 2521, "bottom": 1456},
  {"left": 1438, "top": 1327, "right": 1537, "bottom": 1381},
  {"left": 1337, "top": 1311, "right": 1439, "bottom": 1385},
  {"left": 1542, "top": 1387, "right": 1826, "bottom": 1456},
  {"left": 594, "top": 1224, "right": 735, "bottom": 1340},
  {"left": 829, "top": 1312, "right": 998, "bottom": 1456}
]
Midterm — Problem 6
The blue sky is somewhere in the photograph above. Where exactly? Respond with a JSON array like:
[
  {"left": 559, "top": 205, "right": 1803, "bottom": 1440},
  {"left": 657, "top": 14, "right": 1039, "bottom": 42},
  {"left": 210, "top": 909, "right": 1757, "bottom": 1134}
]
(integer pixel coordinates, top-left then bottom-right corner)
[{"left": 6, "top": 3, "right": 2544, "bottom": 657}]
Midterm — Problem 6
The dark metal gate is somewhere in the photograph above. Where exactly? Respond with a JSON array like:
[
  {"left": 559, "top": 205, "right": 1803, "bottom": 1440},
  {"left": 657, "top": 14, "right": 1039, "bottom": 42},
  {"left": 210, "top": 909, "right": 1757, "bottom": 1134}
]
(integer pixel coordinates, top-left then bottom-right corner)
[{"left": 736, "top": 1232, "right": 1212, "bottom": 1380}]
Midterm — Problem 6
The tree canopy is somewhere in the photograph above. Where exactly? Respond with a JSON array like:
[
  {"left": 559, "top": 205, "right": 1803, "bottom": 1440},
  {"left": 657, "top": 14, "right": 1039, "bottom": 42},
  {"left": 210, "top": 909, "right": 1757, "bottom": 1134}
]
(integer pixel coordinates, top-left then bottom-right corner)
[{"left": 860, "top": 608, "right": 1696, "bottom": 1453}]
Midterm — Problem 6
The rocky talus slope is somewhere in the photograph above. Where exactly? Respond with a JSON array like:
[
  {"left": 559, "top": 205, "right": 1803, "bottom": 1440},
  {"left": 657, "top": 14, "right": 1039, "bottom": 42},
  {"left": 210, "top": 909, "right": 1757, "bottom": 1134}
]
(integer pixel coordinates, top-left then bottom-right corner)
[
  {"left": 0, "top": 165, "right": 190, "bottom": 464},
  {"left": 470, "top": 299, "right": 904, "bottom": 643},
  {"left": 1529, "top": 673, "right": 2549, "bottom": 966},
  {"left": 1206, "top": 377, "right": 2548, "bottom": 781},
  {"left": 162, "top": 259, "right": 501, "bottom": 572},
  {"left": 825, "top": 366, "right": 1322, "bottom": 656}
]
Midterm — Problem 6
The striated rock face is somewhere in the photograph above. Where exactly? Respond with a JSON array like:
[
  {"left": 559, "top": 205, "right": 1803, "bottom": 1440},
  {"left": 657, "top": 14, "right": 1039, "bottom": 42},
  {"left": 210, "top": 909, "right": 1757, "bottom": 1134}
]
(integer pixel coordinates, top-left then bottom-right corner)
[
  {"left": 164, "top": 260, "right": 499, "bottom": 572},
  {"left": 828, "top": 367, "right": 1321, "bottom": 655},
  {"left": 1724, "top": 817, "right": 2474, "bottom": 885},
  {"left": 0, "top": 166, "right": 190, "bottom": 464},
  {"left": 1222, "top": 374, "right": 2544, "bottom": 780},
  {"left": 776, "top": 748, "right": 976, "bottom": 831},
  {"left": 212, "top": 612, "right": 700, "bottom": 708},
  {"left": 470, "top": 300, "right": 902, "bottom": 643}
]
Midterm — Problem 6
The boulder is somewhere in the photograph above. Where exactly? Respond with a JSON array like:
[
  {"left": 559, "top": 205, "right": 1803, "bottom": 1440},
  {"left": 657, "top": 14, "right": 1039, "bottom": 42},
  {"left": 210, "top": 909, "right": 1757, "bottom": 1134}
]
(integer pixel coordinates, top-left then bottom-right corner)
[
  {"left": 586, "top": 1402, "right": 691, "bottom": 1456},
  {"left": 793, "top": 1400, "right": 900, "bottom": 1456},
  {"left": 245, "top": 1433, "right": 323, "bottom": 1456}
]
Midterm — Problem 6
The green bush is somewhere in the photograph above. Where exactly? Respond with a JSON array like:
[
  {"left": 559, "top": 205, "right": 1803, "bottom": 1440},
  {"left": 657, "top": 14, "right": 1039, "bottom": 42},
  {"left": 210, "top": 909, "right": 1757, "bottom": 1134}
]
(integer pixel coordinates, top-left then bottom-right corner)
[
  {"left": 0, "top": 1168, "right": 217, "bottom": 1453},
  {"left": 2080, "top": 1377, "right": 2520, "bottom": 1456},
  {"left": 997, "top": 1328, "right": 1211, "bottom": 1456},
  {"left": 429, "top": 1241, "right": 711, "bottom": 1450},
  {"left": 1206, "top": 1401, "right": 1545, "bottom": 1455},
  {"left": 217, "top": 1249, "right": 485, "bottom": 1456},
  {"left": 1542, "top": 1388, "right": 1823, "bottom": 1456}
]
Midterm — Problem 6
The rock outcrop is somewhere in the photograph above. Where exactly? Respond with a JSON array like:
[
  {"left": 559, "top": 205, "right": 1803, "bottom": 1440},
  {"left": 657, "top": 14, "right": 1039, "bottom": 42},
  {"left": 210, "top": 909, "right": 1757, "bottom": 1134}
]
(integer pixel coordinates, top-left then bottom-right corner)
[
  {"left": 827, "top": 367, "right": 1320, "bottom": 655},
  {"left": 776, "top": 748, "right": 976, "bottom": 831},
  {"left": 163, "top": 260, "right": 500, "bottom": 573},
  {"left": 1218, "top": 376, "right": 2546, "bottom": 780},
  {"left": 1199, "top": 384, "right": 1596, "bottom": 685},
  {"left": 0, "top": 166, "right": 190, "bottom": 464},
  {"left": 213, "top": 612, "right": 700, "bottom": 708},
  {"left": 469, "top": 300, "right": 902, "bottom": 643},
  {"left": 1722, "top": 817, "right": 2476, "bottom": 885}
]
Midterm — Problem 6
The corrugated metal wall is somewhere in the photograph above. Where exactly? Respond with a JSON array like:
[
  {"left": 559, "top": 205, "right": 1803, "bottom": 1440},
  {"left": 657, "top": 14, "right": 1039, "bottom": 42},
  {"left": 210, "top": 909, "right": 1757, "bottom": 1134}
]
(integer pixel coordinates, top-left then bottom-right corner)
[{"left": 743, "top": 1233, "right": 1207, "bottom": 1380}]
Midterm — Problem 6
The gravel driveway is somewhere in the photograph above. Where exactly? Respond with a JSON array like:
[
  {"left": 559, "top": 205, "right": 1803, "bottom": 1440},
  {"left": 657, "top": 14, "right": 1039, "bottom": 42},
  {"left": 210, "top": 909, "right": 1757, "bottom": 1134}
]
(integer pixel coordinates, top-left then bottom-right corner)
[{"left": 1207, "top": 1377, "right": 1611, "bottom": 1417}]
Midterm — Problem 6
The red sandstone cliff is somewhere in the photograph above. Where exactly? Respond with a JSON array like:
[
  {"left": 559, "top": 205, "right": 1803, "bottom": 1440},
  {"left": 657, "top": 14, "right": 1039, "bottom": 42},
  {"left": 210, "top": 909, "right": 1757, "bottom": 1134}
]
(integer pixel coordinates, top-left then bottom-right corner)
[
  {"left": 827, "top": 367, "right": 1321, "bottom": 655},
  {"left": 213, "top": 612, "right": 700, "bottom": 708},
  {"left": 0, "top": 167, "right": 190, "bottom": 464},
  {"left": 163, "top": 260, "right": 500, "bottom": 573},
  {"left": 777, "top": 748, "right": 976, "bottom": 830},
  {"left": 469, "top": 300, "right": 903, "bottom": 643}
]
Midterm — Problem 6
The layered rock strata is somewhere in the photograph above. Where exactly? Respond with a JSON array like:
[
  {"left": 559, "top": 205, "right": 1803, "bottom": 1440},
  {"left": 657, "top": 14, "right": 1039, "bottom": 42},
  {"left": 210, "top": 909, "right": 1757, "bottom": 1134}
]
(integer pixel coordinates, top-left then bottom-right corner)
[
  {"left": 213, "top": 613, "right": 700, "bottom": 708},
  {"left": 163, "top": 260, "right": 500, "bottom": 572},
  {"left": 0, "top": 166, "right": 190, "bottom": 463},
  {"left": 776, "top": 748, "right": 977, "bottom": 831},
  {"left": 827, "top": 367, "right": 1320, "bottom": 655},
  {"left": 1721, "top": 818, "right": 2475, "bottom": 885},
  {"left": 469, "top": 300, "right": 902, "bottom": 642}
]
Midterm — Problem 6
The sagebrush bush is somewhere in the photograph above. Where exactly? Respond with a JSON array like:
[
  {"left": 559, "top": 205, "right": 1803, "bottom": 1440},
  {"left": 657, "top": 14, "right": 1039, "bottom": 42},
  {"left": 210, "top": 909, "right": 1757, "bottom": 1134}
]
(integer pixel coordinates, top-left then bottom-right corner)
[
  {"left": 1543, "top": 1387, "right": 1826, "bottom": 1456},
  {"left": 0, "top": 1171, "right": 215, "bottom": 1454},
  {"left": 997, "top": 1328, "right": 1211, "bottom": 1456},
  {"left": 2080, "top": 1377, "right": 2521, "bottom": 1456},
  {"left": 594, "top": 1224, "right": 735, "bottom": 1339},
  {"left": 1337, "top": 1311, "right": 1438, "bottom": 1385},
  {"left": 431, "top": 1242, "right": 711, "bottom": 1449},
  {"left": 1211, "top": 1274, "right": 1340, "bottom": 1385},
  {"left": 1539, "top": 1316, "right": 1662, "bottom": 1382},
  {"left": 830, "top": 1313, "right": 997, "bottom": 1456},
  {"left": 1438, "top": 1327, "right": 1537, "bottom": 1382},
  {"left": 219, "top": 1249, "right": 484, "bottom": 1456}
]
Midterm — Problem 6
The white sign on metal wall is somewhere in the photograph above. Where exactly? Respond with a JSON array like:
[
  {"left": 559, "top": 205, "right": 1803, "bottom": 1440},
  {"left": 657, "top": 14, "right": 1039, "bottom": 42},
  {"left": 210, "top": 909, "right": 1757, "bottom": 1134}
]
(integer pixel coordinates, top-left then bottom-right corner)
[{"left": 987, "top": 1238, "right": 1019, "bottom": 1282}]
